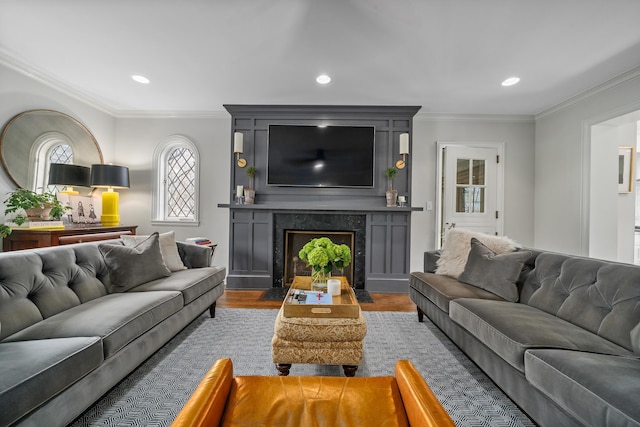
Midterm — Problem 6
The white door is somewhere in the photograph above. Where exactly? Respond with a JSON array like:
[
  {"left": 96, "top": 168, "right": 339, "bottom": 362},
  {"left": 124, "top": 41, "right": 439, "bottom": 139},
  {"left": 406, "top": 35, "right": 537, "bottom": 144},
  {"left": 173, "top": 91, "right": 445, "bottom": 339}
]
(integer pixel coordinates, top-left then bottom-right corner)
[{"left": 440, "top": 144, "right": 503, "bottom": 244}]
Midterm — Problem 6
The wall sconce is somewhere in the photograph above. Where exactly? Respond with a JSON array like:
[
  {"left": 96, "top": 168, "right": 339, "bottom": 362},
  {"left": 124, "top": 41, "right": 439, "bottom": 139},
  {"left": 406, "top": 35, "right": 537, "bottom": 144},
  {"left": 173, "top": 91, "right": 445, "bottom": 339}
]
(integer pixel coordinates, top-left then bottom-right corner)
[
  {"left": 234, "top": 132, "right": 246, "bottom": 168},
  {"left": 396, "top": 133, "right": 410, "bottom": 169},
  {"left": 90, "top": 164, "right": 130, "bottom": 226},
  {"left": 48, "top": 163, "right": 91, "bottom": 194}
]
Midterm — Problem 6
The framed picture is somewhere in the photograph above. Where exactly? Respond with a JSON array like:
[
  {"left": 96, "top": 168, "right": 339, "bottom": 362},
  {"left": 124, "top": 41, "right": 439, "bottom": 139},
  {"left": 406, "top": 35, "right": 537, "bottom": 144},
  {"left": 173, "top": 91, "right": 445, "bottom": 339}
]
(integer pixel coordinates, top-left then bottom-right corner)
[
  {"left": 56, "top": 194, "right": 102, "bottom": 224},
  {"left": 618, "top": 146, "right": 634, "bottom": 193}
]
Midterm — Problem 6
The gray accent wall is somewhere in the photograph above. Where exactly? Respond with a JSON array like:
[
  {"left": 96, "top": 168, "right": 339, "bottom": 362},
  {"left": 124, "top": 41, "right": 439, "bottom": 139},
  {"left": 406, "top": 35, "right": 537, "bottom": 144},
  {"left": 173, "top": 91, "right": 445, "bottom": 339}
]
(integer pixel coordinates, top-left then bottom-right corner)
[{"left": 223, "top": 105, "right": 421, "bottom": 292}]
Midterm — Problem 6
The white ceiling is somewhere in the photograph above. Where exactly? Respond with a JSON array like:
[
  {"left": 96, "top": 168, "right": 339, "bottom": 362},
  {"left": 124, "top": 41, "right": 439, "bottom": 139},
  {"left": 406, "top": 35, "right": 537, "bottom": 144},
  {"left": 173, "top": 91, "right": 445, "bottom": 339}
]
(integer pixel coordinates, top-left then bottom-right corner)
[{"left": 2, "top": 0, "right": 640, "bottom": 116}]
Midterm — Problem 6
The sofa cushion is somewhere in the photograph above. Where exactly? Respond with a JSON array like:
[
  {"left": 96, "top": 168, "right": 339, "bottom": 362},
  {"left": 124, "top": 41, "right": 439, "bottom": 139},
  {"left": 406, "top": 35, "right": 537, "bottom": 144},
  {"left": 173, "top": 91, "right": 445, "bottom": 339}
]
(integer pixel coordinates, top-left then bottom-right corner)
[
  {"left": 3, "top": 291, "right": 182, "bottom": 358},
  {"left": 523, "top": 252, "right": 640, "bottom": 352},
  {"left": 436, "top": 228, "right": 519, "bottom": 278},
  {"left": 525, "top": 349, "right": 640, "bottom": 427},
  {"left": 458, "top": 238, "right": 531, "bottom": 302},
  {"left": 121, "top": 230, "right": 186, "bottom": 272},
  {"left": 99, "top": 232, "right": 171, "bottom": 293},
  {"left": 409, "top": 272, "right": 504, "bottom": 313},
  {"left": 130, "top": 266, "right": 226, "bottom": 304},
  {"left": 449, "top": 299, "right": 633, "bottom": 372},
  {"left": 0, "top": 337, "right": 103, "bottom": 426}
]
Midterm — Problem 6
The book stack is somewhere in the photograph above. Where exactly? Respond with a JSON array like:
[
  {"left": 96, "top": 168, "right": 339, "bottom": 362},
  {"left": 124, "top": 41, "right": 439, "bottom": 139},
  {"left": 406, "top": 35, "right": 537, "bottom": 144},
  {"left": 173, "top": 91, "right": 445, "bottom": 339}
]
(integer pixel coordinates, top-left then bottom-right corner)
[
  {"left": 185, "top": 237, "right": 213, "bottom": 246},
  {"left": 5, "top": 220, "right": 65, "bottom": 230}
]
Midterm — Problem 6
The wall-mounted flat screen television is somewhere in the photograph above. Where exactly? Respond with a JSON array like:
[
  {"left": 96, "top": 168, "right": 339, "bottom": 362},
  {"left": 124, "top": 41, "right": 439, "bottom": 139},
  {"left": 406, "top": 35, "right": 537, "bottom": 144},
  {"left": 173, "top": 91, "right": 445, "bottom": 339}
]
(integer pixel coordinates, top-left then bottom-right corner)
[{"left": 267, "top": 124, "right": 375, "bottom": 187}]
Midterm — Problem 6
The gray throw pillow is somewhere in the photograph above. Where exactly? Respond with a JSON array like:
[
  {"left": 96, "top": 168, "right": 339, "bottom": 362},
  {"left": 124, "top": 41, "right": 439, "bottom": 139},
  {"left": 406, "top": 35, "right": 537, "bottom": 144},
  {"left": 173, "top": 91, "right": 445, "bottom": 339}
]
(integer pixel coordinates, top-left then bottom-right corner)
[
  {"left": 458, "top": 238, "right": 531, "bottom": 302},
  {"left": 99, "top": 232, "right": 171, "bottom": 293}
]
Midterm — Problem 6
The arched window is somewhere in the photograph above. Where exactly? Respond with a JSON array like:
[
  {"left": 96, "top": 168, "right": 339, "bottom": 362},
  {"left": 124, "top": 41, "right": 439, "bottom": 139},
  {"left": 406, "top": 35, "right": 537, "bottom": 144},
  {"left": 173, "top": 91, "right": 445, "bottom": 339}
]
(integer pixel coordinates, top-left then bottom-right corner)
[
  {"left": 31, "top": 131, "right": 76, "bottom": 193},
  {"left": 153, "top": 135, "right": 199, "bottom": 224}
]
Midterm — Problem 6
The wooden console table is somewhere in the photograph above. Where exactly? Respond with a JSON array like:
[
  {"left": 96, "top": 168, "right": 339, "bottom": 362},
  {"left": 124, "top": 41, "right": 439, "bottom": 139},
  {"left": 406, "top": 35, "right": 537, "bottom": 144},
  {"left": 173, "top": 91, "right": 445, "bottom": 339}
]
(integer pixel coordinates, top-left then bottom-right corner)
[{"left": 2, "top": 225, "right": 138, "bottom": 252}]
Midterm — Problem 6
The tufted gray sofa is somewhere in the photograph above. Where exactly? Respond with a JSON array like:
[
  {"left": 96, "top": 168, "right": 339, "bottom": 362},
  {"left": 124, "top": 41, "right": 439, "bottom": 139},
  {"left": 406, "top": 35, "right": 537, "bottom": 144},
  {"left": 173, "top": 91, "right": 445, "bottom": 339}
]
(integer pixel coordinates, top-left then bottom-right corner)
[
  {"left": 0, "top": 240, "right": 226, "bottom": 427},
  {"left": 410, "top": 248, "right": 640, "bottom": 427}
]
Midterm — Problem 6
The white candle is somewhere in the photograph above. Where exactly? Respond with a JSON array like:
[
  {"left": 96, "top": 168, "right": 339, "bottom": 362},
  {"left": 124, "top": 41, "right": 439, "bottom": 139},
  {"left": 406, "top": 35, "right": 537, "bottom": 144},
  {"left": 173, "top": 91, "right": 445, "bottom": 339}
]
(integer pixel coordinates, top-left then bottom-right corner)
[
  {"left": 399, "top": 133, "right": 409, "bottom": 155},
  {"left": 236, "top": 185, "right": 243, "bottom": 198},
  {"left": 327, "top": 279, "right": 341, "bottom": 296},
  {"left": 233, "top": 132, "right": 243, "bottom": 153},
  {"left": 398, "top": 195, "right": 406, "bottom": 203}
]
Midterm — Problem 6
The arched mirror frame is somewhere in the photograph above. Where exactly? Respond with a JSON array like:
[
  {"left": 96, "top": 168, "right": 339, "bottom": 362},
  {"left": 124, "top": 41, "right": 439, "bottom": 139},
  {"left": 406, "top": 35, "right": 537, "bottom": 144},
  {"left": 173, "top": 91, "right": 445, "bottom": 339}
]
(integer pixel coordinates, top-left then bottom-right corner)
[{"left": 0, "top": 109, "right": 104, "bottom": 191}]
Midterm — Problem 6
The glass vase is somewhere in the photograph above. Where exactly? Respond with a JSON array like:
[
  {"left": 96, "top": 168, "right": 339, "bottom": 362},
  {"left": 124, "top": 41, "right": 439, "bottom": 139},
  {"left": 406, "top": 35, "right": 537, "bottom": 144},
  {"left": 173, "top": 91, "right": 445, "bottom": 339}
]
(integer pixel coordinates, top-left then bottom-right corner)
[{"left": 311, "top": 268, "right": 330, "bottom": 293}]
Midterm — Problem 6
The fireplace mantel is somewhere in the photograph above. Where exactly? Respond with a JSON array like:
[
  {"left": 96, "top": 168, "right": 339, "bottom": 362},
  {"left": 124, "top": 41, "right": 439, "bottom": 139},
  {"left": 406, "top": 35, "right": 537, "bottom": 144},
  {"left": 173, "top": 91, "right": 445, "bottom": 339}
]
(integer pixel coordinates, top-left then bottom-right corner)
[
  {"left": 219, "top": 203, "right": 423, "bottom": 213},
  {"left": 223, "top": 104, "right": 420, "bottom": 293}
]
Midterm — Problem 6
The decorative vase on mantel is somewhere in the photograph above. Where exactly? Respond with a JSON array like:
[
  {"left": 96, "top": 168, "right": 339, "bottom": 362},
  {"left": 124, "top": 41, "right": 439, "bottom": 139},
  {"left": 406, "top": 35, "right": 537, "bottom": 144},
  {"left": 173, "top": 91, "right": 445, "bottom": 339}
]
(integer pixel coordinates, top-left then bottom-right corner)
[
  {"left": 385, "top": 167, "right": 398, "bottom": 207},
  {"left": 244, "top": 165, "right": 257, "bottom": 205},
  {"left": 243, "top": 188, "right": 255, "bottom": 204}
]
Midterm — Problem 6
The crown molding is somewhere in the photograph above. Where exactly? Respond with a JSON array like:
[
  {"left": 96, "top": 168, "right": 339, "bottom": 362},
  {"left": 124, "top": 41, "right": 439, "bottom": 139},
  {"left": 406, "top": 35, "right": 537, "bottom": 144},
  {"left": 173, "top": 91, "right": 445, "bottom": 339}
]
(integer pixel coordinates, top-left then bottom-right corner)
[
  {"left": 414, "top": 112, "right": 534, "bottom": 123},
  {"left": 0, "top": 51, "right": 231, "bottom": 120},
  {"left": 113, "top": 110, "right": 230, "bottom": 119},
  {"left": 0, "top": 50, "right": 119, "bottom": 116},
  {"left": 535, "top": 65, "right": 640, "bottom": 120}
]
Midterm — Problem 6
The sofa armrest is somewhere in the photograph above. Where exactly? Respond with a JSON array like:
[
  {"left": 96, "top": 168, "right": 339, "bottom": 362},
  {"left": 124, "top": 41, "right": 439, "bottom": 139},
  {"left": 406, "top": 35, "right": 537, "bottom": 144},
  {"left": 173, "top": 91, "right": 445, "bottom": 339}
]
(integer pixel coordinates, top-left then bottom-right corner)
[
  {"left": 177, "top": 242, "right": 213, "bottom": 268},
  {"left": 395, "top": 360, "right": 455, "bottom": 427},
  {"left": 424, "top": 250, "right": 441, "bottom": 273},
  {"left": 172, "top": 358, "right": 233, "bottom": 427}
]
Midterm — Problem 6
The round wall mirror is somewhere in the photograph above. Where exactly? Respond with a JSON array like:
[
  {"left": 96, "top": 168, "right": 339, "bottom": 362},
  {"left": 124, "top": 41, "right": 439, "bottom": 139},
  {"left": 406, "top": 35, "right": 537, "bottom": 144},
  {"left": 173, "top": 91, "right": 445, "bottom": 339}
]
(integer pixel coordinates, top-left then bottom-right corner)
[{"left": 0, "top": 109, "right": 103, "bottom": 190}]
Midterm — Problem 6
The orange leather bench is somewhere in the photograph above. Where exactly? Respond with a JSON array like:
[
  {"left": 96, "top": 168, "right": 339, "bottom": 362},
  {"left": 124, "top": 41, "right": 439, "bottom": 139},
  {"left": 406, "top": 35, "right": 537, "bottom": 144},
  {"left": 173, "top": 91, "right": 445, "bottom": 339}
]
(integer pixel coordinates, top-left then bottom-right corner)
[{"left": 172, "top": 358, "right": 455, "bottom": 427}]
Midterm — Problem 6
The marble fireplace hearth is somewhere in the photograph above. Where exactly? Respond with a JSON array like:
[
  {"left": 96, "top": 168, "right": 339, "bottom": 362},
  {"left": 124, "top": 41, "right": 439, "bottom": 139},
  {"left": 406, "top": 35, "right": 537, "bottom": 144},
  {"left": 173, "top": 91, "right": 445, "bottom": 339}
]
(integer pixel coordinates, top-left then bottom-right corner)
[{"left": 273, "top": 213, "right": 366, "bottom": 289}]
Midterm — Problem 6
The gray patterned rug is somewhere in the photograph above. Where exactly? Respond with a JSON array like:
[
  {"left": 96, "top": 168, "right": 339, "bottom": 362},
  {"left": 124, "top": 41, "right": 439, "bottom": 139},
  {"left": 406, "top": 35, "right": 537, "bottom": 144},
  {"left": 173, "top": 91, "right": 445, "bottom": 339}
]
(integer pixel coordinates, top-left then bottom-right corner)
[{"left": 71, "top": 308, "right": 535, "bottom": 427}]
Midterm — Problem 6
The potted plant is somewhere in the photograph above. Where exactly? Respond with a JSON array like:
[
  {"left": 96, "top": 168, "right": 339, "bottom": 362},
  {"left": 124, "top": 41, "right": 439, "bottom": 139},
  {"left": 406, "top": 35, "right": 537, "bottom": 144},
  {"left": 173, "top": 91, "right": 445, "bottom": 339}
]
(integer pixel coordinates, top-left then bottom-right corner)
[
  {"left": 244, "top": 165, "right": 257, "bottom": 204},
  {"left": 385, "top": 167, "right": 398, "bottom": 207},
  {"left": 3, "top": 189, "right": 71, "bottom": 227},
  {"left": 298, "top": 237, "right": 352, "bottom": 290}
]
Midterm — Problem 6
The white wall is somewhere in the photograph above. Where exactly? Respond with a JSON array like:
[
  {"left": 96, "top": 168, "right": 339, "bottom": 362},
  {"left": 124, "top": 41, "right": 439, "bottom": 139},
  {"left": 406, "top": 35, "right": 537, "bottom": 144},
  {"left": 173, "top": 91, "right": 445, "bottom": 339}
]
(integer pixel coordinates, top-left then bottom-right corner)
[
  {"left": 0, "top": 62, "right": 116, "bottom": 201},
  {"left": 409, "top": 115, "right": 535, "bottom": 272},
  {"left": 535, "top": 68, "right": 640, "bottom": 255},
  {"left": 114, "top": 115, "right": 231, "bottom": 270}
]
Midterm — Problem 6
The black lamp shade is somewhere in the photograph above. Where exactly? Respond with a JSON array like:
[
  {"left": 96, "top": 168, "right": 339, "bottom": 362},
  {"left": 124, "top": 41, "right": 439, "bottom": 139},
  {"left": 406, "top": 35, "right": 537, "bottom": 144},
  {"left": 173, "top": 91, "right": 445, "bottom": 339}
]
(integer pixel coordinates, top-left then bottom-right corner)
[
  {"left": 48, "top": 163, "right": 91, "bottom": 187},
  {"left": 90, "top": 164, "right": 130, "bottom": 188}
]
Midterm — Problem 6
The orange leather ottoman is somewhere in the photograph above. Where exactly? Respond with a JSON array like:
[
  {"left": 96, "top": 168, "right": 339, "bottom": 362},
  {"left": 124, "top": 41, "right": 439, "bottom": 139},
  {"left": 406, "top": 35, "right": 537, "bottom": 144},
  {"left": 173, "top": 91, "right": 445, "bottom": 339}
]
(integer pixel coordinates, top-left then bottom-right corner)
[{"left": 172, "top": 358, "right": 455, "bottom": 427}]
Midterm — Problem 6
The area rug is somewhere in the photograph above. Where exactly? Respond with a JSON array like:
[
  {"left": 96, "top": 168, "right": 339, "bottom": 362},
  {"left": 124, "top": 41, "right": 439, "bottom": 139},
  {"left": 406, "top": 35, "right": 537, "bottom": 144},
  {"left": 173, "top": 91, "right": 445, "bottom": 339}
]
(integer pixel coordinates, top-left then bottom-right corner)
[
  {"left": 262, "top": 285, "right": 374, "bottom": 303},
  {"left": 71, "top": 308, "right": 534, "bottom": 427}
]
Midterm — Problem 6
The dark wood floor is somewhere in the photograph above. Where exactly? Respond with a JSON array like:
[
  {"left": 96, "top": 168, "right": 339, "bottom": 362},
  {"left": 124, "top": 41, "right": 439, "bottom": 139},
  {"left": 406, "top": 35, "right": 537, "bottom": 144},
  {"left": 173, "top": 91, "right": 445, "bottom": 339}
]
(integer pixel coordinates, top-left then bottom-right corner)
[{"left": 217, "top": 288, "right": 416, "bottom": 312}]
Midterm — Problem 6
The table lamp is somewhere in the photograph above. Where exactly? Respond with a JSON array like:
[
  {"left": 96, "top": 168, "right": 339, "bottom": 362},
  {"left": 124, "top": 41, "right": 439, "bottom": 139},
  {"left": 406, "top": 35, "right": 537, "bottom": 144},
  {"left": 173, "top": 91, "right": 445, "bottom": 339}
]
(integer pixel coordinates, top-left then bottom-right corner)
[
  {"left": 90, "top": 164, "right": 130, "bottom": 226},
  {"left": 48, "top": 163, "right": 91, "bottom": 194}
]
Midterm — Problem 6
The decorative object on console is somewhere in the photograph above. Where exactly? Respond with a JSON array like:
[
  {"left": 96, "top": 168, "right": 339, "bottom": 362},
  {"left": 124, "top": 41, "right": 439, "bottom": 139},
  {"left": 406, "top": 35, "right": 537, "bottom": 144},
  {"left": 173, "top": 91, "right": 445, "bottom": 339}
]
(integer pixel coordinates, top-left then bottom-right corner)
[
  {"left": 396, "top": 133, "right": 410, "bottom": 169},
  {"left": 244, "top": 165, "right": 256, "bottom": 204},
  {"left": 2, "top": 189, "right": 71, "bottom": 237},
  {"left": 298, "top": 237, "right": 352, "bottom": 291},
  {"left": 233, "top": 132, "right": 246, "bottom": 168},
  {"left": 48, "top": 163, "right": 91, "bottom": 195},
  {"left": 90, "top": 164, "right": 130, "bottom": 226},
  {"left": 435, "top": 228, "right": 520, "bottom": 279},
  {"left": 384, "top": 167, "right": 398, "bottom": 207}
]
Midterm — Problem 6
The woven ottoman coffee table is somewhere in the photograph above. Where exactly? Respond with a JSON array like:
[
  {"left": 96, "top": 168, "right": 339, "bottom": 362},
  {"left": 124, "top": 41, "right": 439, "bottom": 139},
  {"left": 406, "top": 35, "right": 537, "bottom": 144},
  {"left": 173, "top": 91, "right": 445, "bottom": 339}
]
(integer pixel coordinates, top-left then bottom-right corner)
[{"left": 271, "top": 277, "right": 367, "bottom": 377}]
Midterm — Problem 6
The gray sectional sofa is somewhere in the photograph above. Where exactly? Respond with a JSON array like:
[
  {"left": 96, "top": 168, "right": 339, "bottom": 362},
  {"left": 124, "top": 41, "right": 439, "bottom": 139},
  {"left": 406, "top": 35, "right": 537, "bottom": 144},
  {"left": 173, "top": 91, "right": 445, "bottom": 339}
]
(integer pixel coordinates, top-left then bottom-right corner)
[
  {"left": 410, "top": 247, "right": 640, "bottom": 427},
  {"left": 0, "top": 236, "right": 226, "bottom": 427}
]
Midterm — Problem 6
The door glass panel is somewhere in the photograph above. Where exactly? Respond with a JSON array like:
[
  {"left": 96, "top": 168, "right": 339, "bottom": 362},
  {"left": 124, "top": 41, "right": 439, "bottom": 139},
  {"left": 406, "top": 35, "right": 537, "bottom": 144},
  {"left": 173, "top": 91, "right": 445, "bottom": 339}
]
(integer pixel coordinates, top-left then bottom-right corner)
[
  {"left": 455, "top": 187, "right": 485, "bottom": 213},
  {"left": 456, "top": 159, "right": 469, "bottom": 185},
  {"left": 472, "top": 160, "right": 485, "bottom": 185}
]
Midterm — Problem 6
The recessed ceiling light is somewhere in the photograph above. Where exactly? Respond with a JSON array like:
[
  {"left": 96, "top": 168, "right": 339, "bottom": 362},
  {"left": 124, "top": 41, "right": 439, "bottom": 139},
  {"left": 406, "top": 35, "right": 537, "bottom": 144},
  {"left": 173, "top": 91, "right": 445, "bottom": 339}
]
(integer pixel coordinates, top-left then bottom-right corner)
[
  {"left": 501, "top": 77, "right": 520, "bottom": 87},
  {"left": 316, "top": 74, "right": 331, "bottom": 84},
  {"left": 132, "top": 74, "right": 150, "bottom": 84}
]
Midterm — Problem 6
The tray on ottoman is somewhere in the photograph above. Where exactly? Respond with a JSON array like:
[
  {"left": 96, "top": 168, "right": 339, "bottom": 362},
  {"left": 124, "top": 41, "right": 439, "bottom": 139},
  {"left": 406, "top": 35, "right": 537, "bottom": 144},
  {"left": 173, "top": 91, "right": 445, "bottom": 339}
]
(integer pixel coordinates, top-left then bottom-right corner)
[{"left": 283, "top": 276, "right": 359, "bottom": 319}]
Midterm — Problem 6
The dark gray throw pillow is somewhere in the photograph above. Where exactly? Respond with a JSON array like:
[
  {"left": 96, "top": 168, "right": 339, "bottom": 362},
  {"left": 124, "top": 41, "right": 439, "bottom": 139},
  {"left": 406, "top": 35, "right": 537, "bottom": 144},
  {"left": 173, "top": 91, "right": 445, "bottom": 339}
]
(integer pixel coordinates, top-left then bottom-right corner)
[
  {"left": 458, "top": 238, "right": 531, "bottom": 302},
  {"left": 99, "top": 232, "right": 171, "bottom": 293}
]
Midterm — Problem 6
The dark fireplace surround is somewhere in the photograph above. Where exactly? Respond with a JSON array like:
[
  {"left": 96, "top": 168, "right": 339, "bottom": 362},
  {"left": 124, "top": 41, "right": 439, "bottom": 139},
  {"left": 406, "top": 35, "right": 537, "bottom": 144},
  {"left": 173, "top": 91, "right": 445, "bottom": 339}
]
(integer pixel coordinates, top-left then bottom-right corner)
[{"left": 273, "top": 213, "right": 366, "bottom": 289}]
